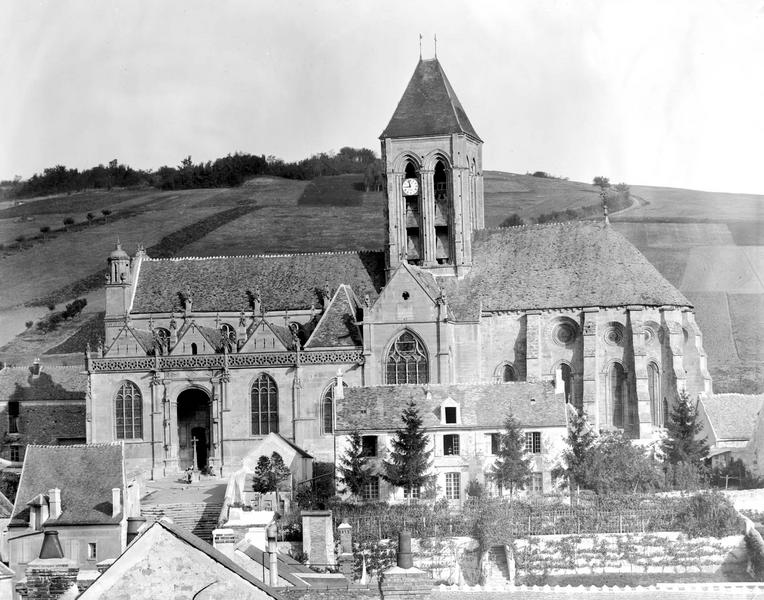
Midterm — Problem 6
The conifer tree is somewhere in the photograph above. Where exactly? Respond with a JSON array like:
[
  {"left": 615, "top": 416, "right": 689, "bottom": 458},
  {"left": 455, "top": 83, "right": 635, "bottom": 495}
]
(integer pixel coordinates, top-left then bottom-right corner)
[
  {"left": 662, "top": 391, "right": 709, "bottom": 467},
  {"left": 552, "top": 411, "right": 596, "bottom": 492},
  {"left": 381, "top": 401, "right": 433, "bottom": 492},
  {"left": 490, "top": 413, "right": 532, "bottom": 496},
  {"left": 252, "top": 452, "right": 291, "bottom": 493},
  {"left": 336, "top": 430, "right": 374, "bottom": 500}
]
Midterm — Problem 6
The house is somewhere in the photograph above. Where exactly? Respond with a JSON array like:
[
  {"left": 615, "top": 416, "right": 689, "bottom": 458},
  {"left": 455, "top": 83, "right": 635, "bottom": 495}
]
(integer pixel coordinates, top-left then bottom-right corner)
[
  {"left": 0, "top": 362, "right": 86, "bottom": 465},
  {"left": 84, "top": 57, "right": 710, "bottom": 480},
  {"left": 696, "top": 393, "right": 764, "bottom": 472},
  {"left": 335, "top": 382, "right": 568, "bottom": 503},
  {"left": 6, "top": 443, "right": 138, "bottom": 580},
  {"left": 77, "top": 518, "right": 284, "bottom": 599}
]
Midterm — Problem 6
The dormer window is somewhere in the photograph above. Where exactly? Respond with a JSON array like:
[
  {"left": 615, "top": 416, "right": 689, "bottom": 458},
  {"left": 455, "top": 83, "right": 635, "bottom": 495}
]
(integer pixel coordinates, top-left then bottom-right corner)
[{"left": 440, "top": 397, "right": 460, "bottom": 425}]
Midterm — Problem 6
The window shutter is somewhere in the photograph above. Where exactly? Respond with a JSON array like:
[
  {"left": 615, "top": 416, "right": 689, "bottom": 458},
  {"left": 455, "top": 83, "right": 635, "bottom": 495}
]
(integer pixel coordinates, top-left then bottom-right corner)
[{"left": 434, "top": 434, "right": 442, "bottom": 457}]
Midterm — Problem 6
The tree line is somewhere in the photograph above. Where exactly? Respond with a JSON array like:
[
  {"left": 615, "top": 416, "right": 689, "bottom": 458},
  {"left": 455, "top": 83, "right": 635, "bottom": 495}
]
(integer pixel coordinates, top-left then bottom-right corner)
[{"left": 9, "top": 147, "right": 384, "bottom": 198}]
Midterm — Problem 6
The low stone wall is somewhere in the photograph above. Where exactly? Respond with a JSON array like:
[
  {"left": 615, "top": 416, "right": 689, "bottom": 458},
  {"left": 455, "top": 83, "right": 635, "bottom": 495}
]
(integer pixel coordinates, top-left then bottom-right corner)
[
  {"left": 514, "top": 532, "right": 749, "bottom": 585},
  {"left": 723, "top": 489, "right": 764, "bottom": 513},
  {"left": 411, "top": 537, "right": 480, "bottom": 586}
]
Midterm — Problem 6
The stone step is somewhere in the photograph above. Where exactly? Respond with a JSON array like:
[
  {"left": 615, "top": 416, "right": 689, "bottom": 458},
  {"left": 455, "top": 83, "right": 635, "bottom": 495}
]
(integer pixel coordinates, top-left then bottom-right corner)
[{"left": 141, "top": 502, "right": 223, "bottom": 544}]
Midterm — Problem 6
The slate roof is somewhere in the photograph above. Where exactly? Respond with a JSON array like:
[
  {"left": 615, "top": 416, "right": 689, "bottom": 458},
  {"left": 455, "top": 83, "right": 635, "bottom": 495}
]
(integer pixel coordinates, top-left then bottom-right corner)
[
  {"left": 699, "top": 393, "right": 764, "bottom": 441},
  {"left": 131, "top": 252, "right": 385, "bottom": 314},
  {"left": 10, "top": 443, "right": 124, "bottom": 527},
  {"left": 438, "top": 223, "right": 691, "bottom": 318},
  {"left": 337, "top": 382, "right": 562, "bottom": 432},
  {"left": 0, "top": 365, "right": 86, "bottom": 402},
  {"left": 304, "top": 284, "right": 362, "bottom": 349},
  {"left": 380, "top": 58, "right": 481, "bottom": 141}
]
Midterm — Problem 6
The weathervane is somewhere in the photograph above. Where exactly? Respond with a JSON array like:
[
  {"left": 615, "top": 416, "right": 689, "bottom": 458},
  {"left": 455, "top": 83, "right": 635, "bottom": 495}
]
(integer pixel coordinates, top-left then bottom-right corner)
[
  {"left": 434, "top": 34, "right": 438, "bottom": 59},
  {"left": 419, "top": 33, "right": 422, "bottom": 60}
]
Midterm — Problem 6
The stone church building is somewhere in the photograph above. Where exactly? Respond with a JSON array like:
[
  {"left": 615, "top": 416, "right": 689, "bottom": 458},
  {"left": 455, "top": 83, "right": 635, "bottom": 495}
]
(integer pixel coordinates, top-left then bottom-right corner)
[{"left": 86, "top": 58, "right": 712, "bottom": 486}]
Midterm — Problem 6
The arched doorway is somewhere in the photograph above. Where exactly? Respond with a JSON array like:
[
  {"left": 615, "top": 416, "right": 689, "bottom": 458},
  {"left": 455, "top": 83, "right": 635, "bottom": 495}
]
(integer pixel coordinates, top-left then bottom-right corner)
[{"left": 177, "top": 388, "right": 211, "bottom": 471}]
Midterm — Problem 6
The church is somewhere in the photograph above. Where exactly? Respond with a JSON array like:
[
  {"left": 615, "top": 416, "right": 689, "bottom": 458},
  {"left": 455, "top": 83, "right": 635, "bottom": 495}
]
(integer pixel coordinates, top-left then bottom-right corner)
[{"left": 85, "top": 58, "right": 712, "bottom": 493}]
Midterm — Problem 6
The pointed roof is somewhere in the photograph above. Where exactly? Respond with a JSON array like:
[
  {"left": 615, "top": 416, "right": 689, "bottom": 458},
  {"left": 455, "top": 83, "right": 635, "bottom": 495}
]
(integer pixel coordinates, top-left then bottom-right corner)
[
  {"left": 78, "top": 519, "right": 285, "bottom": 599},
  {"left": 380, "top": 58, "right": 481, "bottom": 141},
  {"left": 304, "top": 284, "right": 362, "bottom": 349}
]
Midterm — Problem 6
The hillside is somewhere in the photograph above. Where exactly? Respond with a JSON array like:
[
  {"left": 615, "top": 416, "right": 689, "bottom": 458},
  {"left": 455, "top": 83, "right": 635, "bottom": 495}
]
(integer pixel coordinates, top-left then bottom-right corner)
[{"left": 1, "top": 172, "right": 762, "bottom": 393}]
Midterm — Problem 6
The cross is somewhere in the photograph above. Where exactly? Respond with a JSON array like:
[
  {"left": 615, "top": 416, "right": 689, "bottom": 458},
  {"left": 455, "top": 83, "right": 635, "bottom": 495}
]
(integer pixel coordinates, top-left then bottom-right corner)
[{"left": 191, "top": 435, "right": 198, "bottom": 472}]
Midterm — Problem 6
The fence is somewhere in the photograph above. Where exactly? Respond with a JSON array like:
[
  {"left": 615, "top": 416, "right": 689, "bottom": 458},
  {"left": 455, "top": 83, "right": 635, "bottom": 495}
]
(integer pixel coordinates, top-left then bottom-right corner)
[{"left": 334, "top": 505, "right": 678, "bottom": 542}]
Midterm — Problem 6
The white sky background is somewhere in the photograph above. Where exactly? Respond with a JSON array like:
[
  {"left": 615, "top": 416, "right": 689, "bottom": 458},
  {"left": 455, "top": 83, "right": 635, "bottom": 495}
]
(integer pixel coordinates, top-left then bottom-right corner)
[{"left": 1, "top": 0, "right": 764, "bottom": 194}]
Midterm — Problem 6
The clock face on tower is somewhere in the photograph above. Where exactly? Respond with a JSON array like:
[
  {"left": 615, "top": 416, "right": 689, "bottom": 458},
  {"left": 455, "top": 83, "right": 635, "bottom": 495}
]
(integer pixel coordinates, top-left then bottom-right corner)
[{"left": 402, "top": 178, "right": 419, "bottom": 196}]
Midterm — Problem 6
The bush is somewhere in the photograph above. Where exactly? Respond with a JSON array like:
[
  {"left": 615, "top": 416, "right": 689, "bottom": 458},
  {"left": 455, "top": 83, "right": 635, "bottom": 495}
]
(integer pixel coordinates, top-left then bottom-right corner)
[
  {"left": 501, "top": 213, "right": 525, "bottom": 227},
  {"left": 63, "top": 297, "right": 87, "bottom": 320},
  {"left": 674, "top": 492, "right": 742, "bottom": 538},
  {"left": 25, "top": 320, "right": 33, "bottom": 328}
]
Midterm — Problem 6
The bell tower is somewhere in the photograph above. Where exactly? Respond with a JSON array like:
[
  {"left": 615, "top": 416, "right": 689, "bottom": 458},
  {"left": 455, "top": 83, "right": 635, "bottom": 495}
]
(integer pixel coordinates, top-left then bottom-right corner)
[
  {"left": 105, "top": 241, "right": 133, "bottom": 317},
  {"left": 380, "top": 58, "right": 484, "bottom": 278}
]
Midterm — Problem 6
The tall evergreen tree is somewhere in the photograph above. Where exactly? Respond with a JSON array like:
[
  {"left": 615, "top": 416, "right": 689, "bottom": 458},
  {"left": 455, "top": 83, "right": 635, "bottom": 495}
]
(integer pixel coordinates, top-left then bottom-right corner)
[
  {"left": 381, "top": 401, "right": 433, "bottom": 492},
  {"left": 336, "top": 430, "right": 374, "bottom": 500},
  {"left": 252, "top": 452, "right": 291, "bottom": 493},
  {"left": 662, "top": 391, "right": 709, "bottom": 467},
  {"left": 552, "top": 411, "right": 596, "bottom": 492},
  {"left": 490, "top": 414, "right": 532, "bottom": 496}
]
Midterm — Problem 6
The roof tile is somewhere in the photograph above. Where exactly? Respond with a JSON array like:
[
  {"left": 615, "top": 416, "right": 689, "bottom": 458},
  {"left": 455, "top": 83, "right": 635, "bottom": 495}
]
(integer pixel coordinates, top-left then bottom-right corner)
[
  {"left": 439, "top": 222, "right": 691, "bottom": 318},
  {"left": 11, "top": 443, "right": 124, "bottom": 527},
  {"left": 131, "top": 252, "right": 385, "bottom": 314},
  {"left": 304, "top": 284, "right": 362, "bottom": 349},
  {"left": 337, "top": 382, "right": 563, "bottom": 432},
  {"left": 700, "top": 393, "right": 764, "bottom": 441}
]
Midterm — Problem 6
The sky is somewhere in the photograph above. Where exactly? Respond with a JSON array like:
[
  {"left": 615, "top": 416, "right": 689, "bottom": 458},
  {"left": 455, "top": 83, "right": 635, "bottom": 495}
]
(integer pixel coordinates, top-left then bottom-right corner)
[{"left": 2, "top": 0, "right": 764, "bottom": 194}]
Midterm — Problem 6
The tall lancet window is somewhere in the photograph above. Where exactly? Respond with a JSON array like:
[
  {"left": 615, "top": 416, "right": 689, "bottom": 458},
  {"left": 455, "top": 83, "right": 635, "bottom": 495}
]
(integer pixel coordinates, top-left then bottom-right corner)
[
  {"left": 610, "top": 362, "right": 627, "bottom": 430},
  {"left": 648, "top": 362, "right": 662, "bottom": 427},
  {"left": 403, "top": 161, "right": 422, "bottom": 264},
  {"left": 433, "top": 160, "right": 451, "bottom": 264},
  {"left": 385, "top": 330, "right": 429, "bottom": 385}
]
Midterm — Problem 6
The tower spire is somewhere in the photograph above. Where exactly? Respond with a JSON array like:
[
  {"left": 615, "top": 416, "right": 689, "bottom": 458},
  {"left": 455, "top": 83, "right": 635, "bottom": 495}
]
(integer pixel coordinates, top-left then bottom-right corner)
[
  {"left": 434, "top": 33, "right": 438, "bottom": 59},
  {"left": 419, "top": 33, "right": 422, "bottom": 60}
]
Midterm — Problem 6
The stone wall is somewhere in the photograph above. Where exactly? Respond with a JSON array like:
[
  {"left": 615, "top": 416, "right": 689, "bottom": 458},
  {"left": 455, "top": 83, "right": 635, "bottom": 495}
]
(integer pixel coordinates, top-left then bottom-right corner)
[{"left": 514, "top": 532, "right": 749, "bottom": 585}]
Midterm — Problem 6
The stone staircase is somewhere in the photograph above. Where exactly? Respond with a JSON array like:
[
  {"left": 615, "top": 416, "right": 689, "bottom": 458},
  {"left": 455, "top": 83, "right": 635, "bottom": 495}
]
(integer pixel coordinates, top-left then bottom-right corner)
[
  {"left": 482, "top": 545, "right": 511, "bottom": 586},
  {"left": 141, "top": 502, "right": 224, "bottom": 544}
]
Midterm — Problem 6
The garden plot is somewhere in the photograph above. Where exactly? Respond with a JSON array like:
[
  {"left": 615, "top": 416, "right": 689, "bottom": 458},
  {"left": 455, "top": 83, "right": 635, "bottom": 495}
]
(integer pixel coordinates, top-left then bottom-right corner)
[
  {"left": 687, "top": 292, "right": 740, "bottom": 366},
  {"left": 627, "top": 185, "right": 764, "bottom": 222},
  {"left": 0, "top": 202, "right": 224, "bottom": 310},
  {"left": 680, "top": 246, "right": 764, "bottom": 293},
  {"left": 728, "top": 293, "right": 764, "bottom": 365},
  {"left": 180, "top": 176, "right": 386, "bottom": 256}
]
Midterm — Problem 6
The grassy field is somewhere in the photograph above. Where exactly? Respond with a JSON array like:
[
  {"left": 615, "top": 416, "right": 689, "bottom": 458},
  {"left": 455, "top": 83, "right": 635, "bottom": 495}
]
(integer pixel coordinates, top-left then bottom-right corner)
[
  {"left": 2, "top": 172, "right": 763, "bottom": 394},
  {"left": 179, "top": 175, "right": 387, "bottom": 256},
  {"left": 483, "top": 171, "right": 603, "bottom": 226}
]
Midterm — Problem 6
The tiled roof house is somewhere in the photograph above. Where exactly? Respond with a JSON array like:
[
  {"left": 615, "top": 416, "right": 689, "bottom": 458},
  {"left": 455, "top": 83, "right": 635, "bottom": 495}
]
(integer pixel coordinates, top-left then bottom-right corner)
[{"left": 7, "top": 443, "right": 135, "bottom": 579}]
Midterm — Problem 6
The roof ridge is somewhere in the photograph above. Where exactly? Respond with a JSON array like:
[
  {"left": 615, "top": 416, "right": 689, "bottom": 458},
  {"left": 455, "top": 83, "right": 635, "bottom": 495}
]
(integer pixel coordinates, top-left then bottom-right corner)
[
  {"left": 26, "top": 442, "right": 121, "bottom": 449},
  {"left": 480, "top": 220, "right": 601, "bottom": 234},
  {"left": 145, "top": 249, "right": 384, "bottom": 262}
]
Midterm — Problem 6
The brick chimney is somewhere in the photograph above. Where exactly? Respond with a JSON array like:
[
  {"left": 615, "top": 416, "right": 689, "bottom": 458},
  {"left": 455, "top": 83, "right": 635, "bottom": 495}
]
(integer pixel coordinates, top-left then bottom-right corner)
[
  {"left": 16, "top": 531, "right": 79, "bottom": 600},
  {"left": 48, "top": 488, "right": 62, "bottom": 520}
]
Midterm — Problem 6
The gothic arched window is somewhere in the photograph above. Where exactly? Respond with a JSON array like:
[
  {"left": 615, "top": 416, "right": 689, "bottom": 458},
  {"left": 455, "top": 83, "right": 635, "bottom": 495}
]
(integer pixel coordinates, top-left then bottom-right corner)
[
  {"left": 321, "top": 380, "right": 348, "bottom": 435},
  {"left": 251, "top": 374, "right": 279, "bottom": 435},
  {"left": 648, "top": 362, "right": 662, "bottom": 426},
  {"left": 115, "top": 380, "right": 142, "bottom": 439},
  {"left": 385, "top": 331, "right": 429, "bottom": 385},
  {"left": 609, "top": 362, "right": 627, "bottom": 429},
  {"left": 558, "top": 363, "right": 576, "bottom": 408}
]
